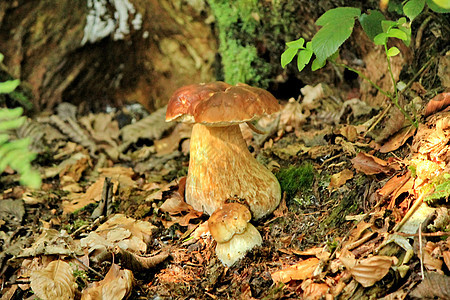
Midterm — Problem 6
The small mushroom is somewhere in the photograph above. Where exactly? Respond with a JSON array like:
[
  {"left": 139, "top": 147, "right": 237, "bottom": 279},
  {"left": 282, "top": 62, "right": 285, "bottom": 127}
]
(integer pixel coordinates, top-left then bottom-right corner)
[
  {"left": 208, "top": 203, "right": 262, "bottom": 267},
  {"left": 165, "top": 81, "right": 281, "bottom": 220}
]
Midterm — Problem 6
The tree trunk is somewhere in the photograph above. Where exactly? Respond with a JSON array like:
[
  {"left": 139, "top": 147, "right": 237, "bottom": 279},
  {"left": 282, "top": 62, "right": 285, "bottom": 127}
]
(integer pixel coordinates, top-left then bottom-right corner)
[{"left": 0, "top": 0, "right": 217, "bottom": 112}]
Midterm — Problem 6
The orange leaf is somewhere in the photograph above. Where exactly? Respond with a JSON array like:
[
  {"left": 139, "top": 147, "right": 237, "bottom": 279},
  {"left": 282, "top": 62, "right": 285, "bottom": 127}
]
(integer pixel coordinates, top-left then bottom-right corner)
[
  {"left": 271, "top": 258, "right": 320, "bottom": 283},
  {"left": 424, "top": 92, "right": 450, "bottom": 116}
]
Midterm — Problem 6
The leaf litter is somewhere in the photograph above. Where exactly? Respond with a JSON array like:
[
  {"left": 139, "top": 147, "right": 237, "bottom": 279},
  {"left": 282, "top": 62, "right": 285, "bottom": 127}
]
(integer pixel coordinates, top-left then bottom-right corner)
[{"left": 0, "top": 79, "right": 449, "bottom": 299}]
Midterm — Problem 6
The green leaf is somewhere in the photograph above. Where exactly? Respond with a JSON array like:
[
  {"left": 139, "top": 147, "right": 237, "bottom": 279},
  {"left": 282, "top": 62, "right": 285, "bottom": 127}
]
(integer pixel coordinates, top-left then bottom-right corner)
[
  {"left": 426, "top": 0, "right": 450, "bottom": 12},
  {"left": 387, "top": 28, "right": 408, "bottom": 40},
  {"left": 311, "top": 57, "right": 326, "bottom": 71},
  {"left": 403, "top": 0, "right": 426, "bottom": 21},
  {"left": 281, "top": 47, "right": 299, "bottom": 68},
  {"left": 316, "top": 7, "right": 361, "bottom": 26},
  {"left": 297, "top": 49, "right": 313, "bottom": 72},
  {"left": 359, "top": 10, "right": 386, "bottom": 41},
  {"left": 20, "top": 170, "right": 42, "bottom": 189},
  {"left": 387, "top": 46, "right": 400, "bottom": 56},
  {"left": 0, "top": 107, "right": 23, "bottom": 120},
  {"left": 398, "top": 26, "right": 412, "bottom": 46},
  {"left": 0, "top": 53, "right": 3, "bottom": 63},
  {"left": 0, "top": 117, "right": 26, "bottom": 132},
  {"left": 381, "top": 20, "right": 398, "bottom": 32},
  {"left": 286, "top": 38, "right": 305, "bottom": 49},
  {"left": 374, "top": 32, "right": 388, "bottom": 45},
  {"left": 397, "top": 17, "right": 407, "bottom": 25},
  {"left": 312, "top": 17, "right": 356, "bottom": 62},
  {"left": 0, "top": 79, "right": 20, "bottom": 94}
]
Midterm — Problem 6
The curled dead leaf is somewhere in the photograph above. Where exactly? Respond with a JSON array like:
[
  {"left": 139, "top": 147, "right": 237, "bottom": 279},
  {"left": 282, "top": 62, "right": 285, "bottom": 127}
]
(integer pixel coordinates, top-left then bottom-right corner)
[
  {"left": 30, "top": 260, "right": 77, "bottom": 300},
  {"left": 424, "top": 92, "right": 450, "bottom": 116},
  {"left": 81, "top": 263, "right": 133, "bottom": 300},
  {"left": 351, "top": 152, "right": 398, "bottom": 175}
]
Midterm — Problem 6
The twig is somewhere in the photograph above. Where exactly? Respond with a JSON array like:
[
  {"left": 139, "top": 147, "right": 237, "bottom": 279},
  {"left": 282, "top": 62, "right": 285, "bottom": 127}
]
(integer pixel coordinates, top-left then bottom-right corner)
[
  {"left": 395, "top": 231, "right": 450, "bottom": 237},
  {"left": 365, "top": 103, "right": 392, "bottom": 136},
  {"left": 404, "top": 57, "right": 435, "bottom": 90},
  {"left": 419, "top": 222, "right": 425, "bottom": 280},
  {"left": 415, "top": 16, "right": 433, "bottom": 50},
  {"left": 72, "top": 256, "right": 105, "bottom": 279}
]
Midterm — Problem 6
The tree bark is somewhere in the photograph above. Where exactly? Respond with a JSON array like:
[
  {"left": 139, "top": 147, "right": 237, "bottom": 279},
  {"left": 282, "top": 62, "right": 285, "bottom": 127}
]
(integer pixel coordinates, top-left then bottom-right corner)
[{"left": 0, "top": 0, "right": 216, "bottom": 112}]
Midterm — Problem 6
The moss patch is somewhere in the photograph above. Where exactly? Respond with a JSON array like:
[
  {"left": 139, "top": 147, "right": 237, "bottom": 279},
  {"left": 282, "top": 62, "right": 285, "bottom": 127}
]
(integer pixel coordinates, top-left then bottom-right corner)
[{"left": 276, "top": 163, "right": 315, "bottom": 201}]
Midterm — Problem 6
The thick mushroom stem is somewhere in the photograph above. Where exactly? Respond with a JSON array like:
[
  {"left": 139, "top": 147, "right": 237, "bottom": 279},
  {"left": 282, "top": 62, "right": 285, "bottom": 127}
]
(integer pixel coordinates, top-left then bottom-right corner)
[{"left": 186, "top": 123, "right": 281, "bottom": 219}]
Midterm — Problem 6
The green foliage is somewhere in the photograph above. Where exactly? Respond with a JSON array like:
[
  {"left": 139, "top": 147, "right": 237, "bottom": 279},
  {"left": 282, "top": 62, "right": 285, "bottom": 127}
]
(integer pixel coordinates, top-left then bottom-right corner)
[
  {"left": 279, "top": 1, "right": 450, "bottom": 128},
  {"left": 425, "top": 173, "right": 450, "bottom": 202},
  {"left": 0, "top": 80, "right": 41, "bottom": 189},
  {"left": 276, "top": 163, "right": 315, "bottom": 200}
]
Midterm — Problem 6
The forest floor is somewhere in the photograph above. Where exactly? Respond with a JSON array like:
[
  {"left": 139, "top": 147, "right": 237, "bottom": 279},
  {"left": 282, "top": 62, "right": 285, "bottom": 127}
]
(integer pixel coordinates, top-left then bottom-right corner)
[{"left": 1, "top": 74, "right": 450, "bottom": 299}]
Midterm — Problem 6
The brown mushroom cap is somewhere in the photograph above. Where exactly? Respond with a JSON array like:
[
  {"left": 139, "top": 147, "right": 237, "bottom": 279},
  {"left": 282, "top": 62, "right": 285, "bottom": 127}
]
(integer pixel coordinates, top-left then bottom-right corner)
[
  {"left": 208, "top": 203, "right": 252, "bottom": 243},
  {"left": 166, "top": 81, "right": 280, "bottom": 125}
]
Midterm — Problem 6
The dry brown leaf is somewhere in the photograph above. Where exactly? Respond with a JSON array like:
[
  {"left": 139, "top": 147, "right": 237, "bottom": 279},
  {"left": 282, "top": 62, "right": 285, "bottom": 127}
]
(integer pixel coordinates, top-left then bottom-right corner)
[
  {"left": 338, "top": 125, "right": 358, "bottom": 142},
  {"left": 443, "top": 251, "right": 450, "bottom": 271},
  {"left": 302, "top": 280, "right": 330, "bottom": 300},
  {"left": 120, "top": 106, "right": 175, "bottom": 145},
  {"left": 424, "top": 92, "right": 450, "bottom": 116},
  {"left": 379, "top": 125, "right": 416, "bottom": 153},
  {"left": 98, "top": 167, "right": 136, "bottom": 187},
  {"left": 328, "top": 169, "right": 354, "bottom": 190},
  {"left": 271, "top": 258, "right": 320, "bottom": 283},
  {"left": 410, "top": 272, "right": 450, "bottom": 299},
  {"left": 30, "top": 260, "right": 77, "bottom": 300},
  {"left": 291, "top": 247, "right": 330, "bottom": 260},
  {"left": 81, "top": 214, "right": 157, "bottom": 256},
  {"left": 114, "top": 246, "right": 170, "bottom": 271},
  {"left": 343, "top": 256, "right": 397, "bottom": 287},
  {"left": 81, "top": 263, "right": 133, "bottom": 300},
  {"left": 62, "top": 177, "right": 116, "bottom": 214},
  {"left": 278, "top": 98, "right": 309, "bottom": 133},
  {"left": 351, "top": 152, "right": 397, "bottom": 175},
  {"left": 160, "top": 192, "right": 193, "bottom": 215},
  {"left": 154, "top": 123, "right": 192, "bottom": 156}
]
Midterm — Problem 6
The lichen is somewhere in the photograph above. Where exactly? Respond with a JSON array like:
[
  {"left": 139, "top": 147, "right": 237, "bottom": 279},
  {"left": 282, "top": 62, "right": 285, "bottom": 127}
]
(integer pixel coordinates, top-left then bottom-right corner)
[{"left": 82, "top": 0, "right": 142, "bottom": 45}]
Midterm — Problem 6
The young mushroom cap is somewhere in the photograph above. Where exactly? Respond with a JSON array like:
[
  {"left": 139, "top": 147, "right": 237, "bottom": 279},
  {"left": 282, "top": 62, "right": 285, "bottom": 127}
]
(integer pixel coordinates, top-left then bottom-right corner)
[
  {"left": 166, "top": 81, "right": 281, "bottom": 220},
  {"left": 208, "top": 203, "right": 262, "bottom": 266}
]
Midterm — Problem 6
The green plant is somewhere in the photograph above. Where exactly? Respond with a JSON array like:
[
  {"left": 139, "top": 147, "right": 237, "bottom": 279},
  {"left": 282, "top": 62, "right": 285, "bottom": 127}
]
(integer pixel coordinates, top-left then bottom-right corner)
[
  {"left": 281, "top": 1, "right": 449, "bottom": 128},
  {"left": 0, "top": 59, "right": 41, "bottom": 188},
  {"left": 425, "top": 173, "right": 450, "bottom": 202}
]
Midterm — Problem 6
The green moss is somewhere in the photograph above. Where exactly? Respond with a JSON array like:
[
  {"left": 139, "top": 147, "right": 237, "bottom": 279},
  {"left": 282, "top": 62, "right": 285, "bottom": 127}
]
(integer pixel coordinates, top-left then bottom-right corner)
[
  {"left": 207, "top": 0, "right": 280, "bottom": 87},
  {"left": 276, "top": 163, "right": 315, "bottom": 200}
]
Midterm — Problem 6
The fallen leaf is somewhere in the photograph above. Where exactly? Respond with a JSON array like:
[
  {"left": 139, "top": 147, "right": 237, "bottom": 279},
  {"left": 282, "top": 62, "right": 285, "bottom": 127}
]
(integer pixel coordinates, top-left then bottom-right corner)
[
  {"left": 328, "top": 169, "right": 354, "bottom": 190},
  {"left": 338, "top": 125, "right": 358, "bottom": 142},
  {"left": 271, "top": 258, "right": 320, "bottom": 283},
  {"left": 30, "top": 260, "right": 77, "bottom": 300},
  {"left": 410, "top": 272, "right": 450, "bottom": 299},
  {"left": 160, "top": 192, "right": 193, "bottom": 215},
  {"left": 351, "top": 152, "right": 397, "bottom": 175},
  {"left": 301, "top": 84, "right": 324, "bottom": 105},
  {"left": 120, "top": 106, "right": 175, "bottom": 144},
  {"left": 154, "top": 123, "right": 192, "bottom": 156},
  {"left": 81, "top": 263, "right": 133, "bottom": 300},
  {"left": 278, "top": 98, "right": 309, "bottom": 133},
  {"left": 302, "top": 280, "right": 329, "bottom": 300},
  {"left": 424, "top": 92, "right": 450, "bottom": 116},
  {"left": 379, "top": 125, "right": 416, "bottom": 153},
  {"left": 342, "top": 256, "right": 397, "bottom": 287}
]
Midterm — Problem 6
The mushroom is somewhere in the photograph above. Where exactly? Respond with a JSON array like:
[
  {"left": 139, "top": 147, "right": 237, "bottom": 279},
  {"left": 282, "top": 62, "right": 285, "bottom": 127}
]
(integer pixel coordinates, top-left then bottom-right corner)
[
  {"left": 208, "top": 203, "right": 262, "bottom": 267},
  {"left": 165, "top": 81, "right": 281, "bottom": 220}
]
